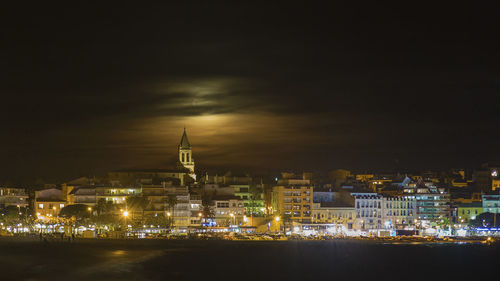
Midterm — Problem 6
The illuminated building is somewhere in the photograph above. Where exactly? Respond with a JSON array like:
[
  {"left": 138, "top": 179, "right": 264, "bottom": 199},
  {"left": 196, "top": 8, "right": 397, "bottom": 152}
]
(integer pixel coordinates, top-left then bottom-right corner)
[
  {"left": 312, "top": 202, "right": 356, "bottom": 230},
  {"left": 473, "top": 162, "right": 500, "bottom": 192},
  {"left": 200, "top": 172, "right": 252, "bottom": 185},
  {"left": 352, "top": 193, "right": 383, "bottom": 230},
  {"left": 178, "top": 128, "right": 195, "bottom": 179},
  {"left": 403, "top": 182, "right": 451, "bottom": 223},
  {"left": 0, "top": 187, "right": 28, "bottom": 208},
  {"left": 165, "top": 186, "right": 192, "bottom": 228},
  {"left": 189, "top": 194, "right": 202, "bottom": 227},
  {"left": 35, "top": 188, "right": 66, "bottom": 218},
  {"left": 231, "top": 184, "right": 265, "bottom": 216},
  {"left": 456, "top": 202, "right": 483, "bottom": 223},
  {"left": 141, "top": 182, "right": 168, "bottom": 215},
  {"left": 211, "top": 196, "right": 245, "bottom": 226},
  {"left": 271, "top": 179, "right": 313, "bottom": 223},
  {"left": 381, "top": 196, "right": 416, "bottom": 229},
  {"left": 492, "top": 179, "right": 500, "bottom": 191},
  {"left": 67, "top": 186, "right": 96, "bottom": 206},
  {"left": 482, "top": 194, "right": 500, "bottom": 214},
  {"left": 95, "top": 185, "right": 141, "bottom": 204},
  {"left": 355, "top": 174, "right": 374, "bottom": 182},
  {"left": 141, "top": 181, "right": 194, "bottom": 228},
  {"left": 353, "top": 193, "right": 416, "bottom": 232}
]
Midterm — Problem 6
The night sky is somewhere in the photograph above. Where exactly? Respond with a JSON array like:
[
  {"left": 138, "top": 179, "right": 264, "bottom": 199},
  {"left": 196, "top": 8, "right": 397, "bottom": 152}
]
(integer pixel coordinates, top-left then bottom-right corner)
[{"left": 1, "top": 3, "right": 499, "bottom": 182}]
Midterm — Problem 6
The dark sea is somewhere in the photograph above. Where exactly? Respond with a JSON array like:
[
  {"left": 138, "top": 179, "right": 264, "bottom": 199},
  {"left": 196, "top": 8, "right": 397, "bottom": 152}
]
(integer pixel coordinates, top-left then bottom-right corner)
[{"left": 0, "top": 237, "right": 497, "bottom": 281}]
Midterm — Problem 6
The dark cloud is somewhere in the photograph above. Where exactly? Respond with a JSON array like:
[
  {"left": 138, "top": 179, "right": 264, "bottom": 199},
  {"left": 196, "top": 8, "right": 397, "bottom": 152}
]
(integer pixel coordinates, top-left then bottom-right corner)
[{"left": 1, "top": 3, "right": 499, "bottom": 182}]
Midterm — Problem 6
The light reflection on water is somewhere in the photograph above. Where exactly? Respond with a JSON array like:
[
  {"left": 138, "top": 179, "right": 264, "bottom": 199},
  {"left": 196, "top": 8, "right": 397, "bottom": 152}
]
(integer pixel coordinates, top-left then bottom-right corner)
[
  {"left": 109, "top": 249, "right": 126, "bottom": 256},
  {"left": 0, "top": 238, "right": 497, "bottom": 281}
]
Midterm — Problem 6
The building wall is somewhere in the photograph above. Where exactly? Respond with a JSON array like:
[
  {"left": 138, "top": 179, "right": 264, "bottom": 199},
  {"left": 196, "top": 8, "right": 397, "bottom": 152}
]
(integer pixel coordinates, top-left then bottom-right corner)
[
  {"left": 457, "top": 205, "right": 483, "bottom": 222},
  {"left": 35, "top": 201, "right": 66, "bottom": 218},
  {"left": 212, "top": 199, "right": 245, "bottom": 226},
  {"left": 353, "top": 193, "right": 416, "bottom": 230},
  {"left": 482, "top": 195, "right": 500, "bottom": 213},
  {"left": 0, "top": 188, "right": 29, "bottom": 208},
  {"left": 353, "top": 193, "right": 383, "bottom": 230},
  {"left": 271, "top": 185, "right": 313, "bottom": 223},
  {"left": 381, "top": 196, "right": 416, "bottom": 229},
  {"left": 312, "top": 203, "right": 356, "bottom": 230}
]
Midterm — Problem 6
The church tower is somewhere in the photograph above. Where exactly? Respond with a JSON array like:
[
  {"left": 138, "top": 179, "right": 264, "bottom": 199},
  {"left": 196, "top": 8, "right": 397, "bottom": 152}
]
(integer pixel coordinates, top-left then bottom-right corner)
[{"left": 178, "top": 128, "right": 195, "bottom": 174}]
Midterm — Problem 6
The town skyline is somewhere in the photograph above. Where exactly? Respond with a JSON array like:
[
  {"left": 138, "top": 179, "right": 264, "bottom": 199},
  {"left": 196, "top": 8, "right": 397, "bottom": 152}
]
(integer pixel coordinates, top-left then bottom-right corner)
[{"left": 1, "top": 127, "right": 497, "bottom": 185}]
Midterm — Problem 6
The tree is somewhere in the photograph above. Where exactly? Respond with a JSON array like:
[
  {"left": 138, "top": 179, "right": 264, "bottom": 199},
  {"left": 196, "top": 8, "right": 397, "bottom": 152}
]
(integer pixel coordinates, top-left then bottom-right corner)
[
  {"left": 282, "top": 213, "right": 292, "bottom": 235},
  {"left": 202, "top": 204, "right": 215, "bottom": 224},
  {"left": 59, "top": 204, "right": 91, "bottom": 220},
  {"left": 1, "top": 206, "right": 34, "bottom": 232},
  {"left": 95, "top": 198, "right": 115, "bottom": 216},
  {"left": 93, "top": 199, "right": 118, "bottom": 233},
  {"left": 165, "top": 194, "right": 178, "bottom": 227},
  {"left": 144, "top": 213, "right": 170, "bottom": 229},
  {"left": 248, "top": 184, "right": 263, "bottom": 216},
  {"left": 470, "top": 212, "right": 498, "bottom": 228},
  {"left": 126, "top": 195, "right": 150, "bottom": 219}
]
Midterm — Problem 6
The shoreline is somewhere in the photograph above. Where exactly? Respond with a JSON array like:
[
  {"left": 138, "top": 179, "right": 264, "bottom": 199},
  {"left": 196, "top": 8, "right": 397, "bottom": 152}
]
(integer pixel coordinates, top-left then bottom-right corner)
[{"left": 1, "top": 235, "right": 495, "bottom": 245}]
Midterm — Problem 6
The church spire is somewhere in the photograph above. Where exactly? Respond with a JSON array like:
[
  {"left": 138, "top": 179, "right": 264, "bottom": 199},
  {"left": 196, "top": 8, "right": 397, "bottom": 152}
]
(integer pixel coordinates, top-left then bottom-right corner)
[{"left": 179, "top": 127, "right": 191, "bottom": 149}]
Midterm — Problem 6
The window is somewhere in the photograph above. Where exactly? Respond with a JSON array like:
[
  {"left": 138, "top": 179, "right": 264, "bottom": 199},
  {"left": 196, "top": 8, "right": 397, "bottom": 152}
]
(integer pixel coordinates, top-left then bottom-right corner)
[
  {"left": 186, "top": 153, "right": 190, "bottom": 162},
  {"left": 60, "top": 204, "right": 64, "bottom": 208},
  {"left": 38, "top": 203, "right": 44, "bottom": 209},
  {"left": 182, "top": 153, "right": 185, "bottom": 162}
]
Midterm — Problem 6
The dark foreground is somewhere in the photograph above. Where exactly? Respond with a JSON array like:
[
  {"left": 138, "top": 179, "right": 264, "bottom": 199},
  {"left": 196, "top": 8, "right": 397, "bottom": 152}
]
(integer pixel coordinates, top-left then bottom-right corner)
[{"left": 0, "top": 237, "right": 498, "bottom": 281}]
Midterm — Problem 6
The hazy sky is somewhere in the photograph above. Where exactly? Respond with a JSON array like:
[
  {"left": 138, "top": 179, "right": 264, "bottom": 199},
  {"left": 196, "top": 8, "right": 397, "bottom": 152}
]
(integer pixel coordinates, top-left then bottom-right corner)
[{"left": 1, "top": 3, "right": 499, "bottom": 182}]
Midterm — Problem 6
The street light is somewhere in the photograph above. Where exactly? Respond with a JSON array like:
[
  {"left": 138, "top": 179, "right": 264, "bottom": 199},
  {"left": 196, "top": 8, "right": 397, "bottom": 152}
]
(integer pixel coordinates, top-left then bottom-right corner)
[
  {"left": 123, "top": 211, "right": 129, "bottom": 217},
  {"left": 230, "top": 213, "right": 235, "bottom": 226}
]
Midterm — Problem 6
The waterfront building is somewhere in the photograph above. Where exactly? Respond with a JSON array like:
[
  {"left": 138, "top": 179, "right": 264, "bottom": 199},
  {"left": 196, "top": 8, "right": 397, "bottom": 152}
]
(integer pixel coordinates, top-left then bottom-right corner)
[
  {"left": 312, "top": 202, "right": 356, "bottom": 231},
  {"left": 381, "top": 196, "right": 416, "bottom": 229},
  {"left": 141, "top": 182, "right": 167, "bottom": 215},
  {"left": 352, "top": 193, "right": 383, "bottom": 230},
  {"left": 456, "top": 202, "right": 483, "bottom": 223},
  {"left": 403, "top": 181, "right": 451, "bottom": 224},
  {"left": 231, "top": 184, "right": 265, "bottom": 216},
  {"left": 35, "top": 188, "right": 66, "bottom": 218},
  {"left": 270, "top": 179, "right": 313, "bottom": 223},
  {"left": 482, "top": 194, "right": 500, "bottom": 213},
  {"left": 352, "top": 193, "right": 416, "bottom": 232},
  {"left": 211, "top": 196, "right": 245, "bottom": 226},
  {"left": 165, "top": 186, "right": 192, "bottom": 228},
  {"left": 67, "top": 186, "right": 96, "bottom": 206},
  {"left": 95, "top": 185, "right": 141, "bottom": 205},
  {"left": 189, "top": 194, "right": 203, "bottom": 227},
  {"left": 0, "top": 187, "right": 28, "bottom": 208}
]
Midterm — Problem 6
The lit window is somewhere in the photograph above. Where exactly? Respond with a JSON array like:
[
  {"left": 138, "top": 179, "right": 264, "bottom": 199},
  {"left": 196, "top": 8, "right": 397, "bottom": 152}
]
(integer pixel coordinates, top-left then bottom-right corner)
[
  {"left": 38, "top": 204, "right": 44, "bottom": 209},
  {"left": 60, "top": 204, "right": 65, "bottom": 208}
]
